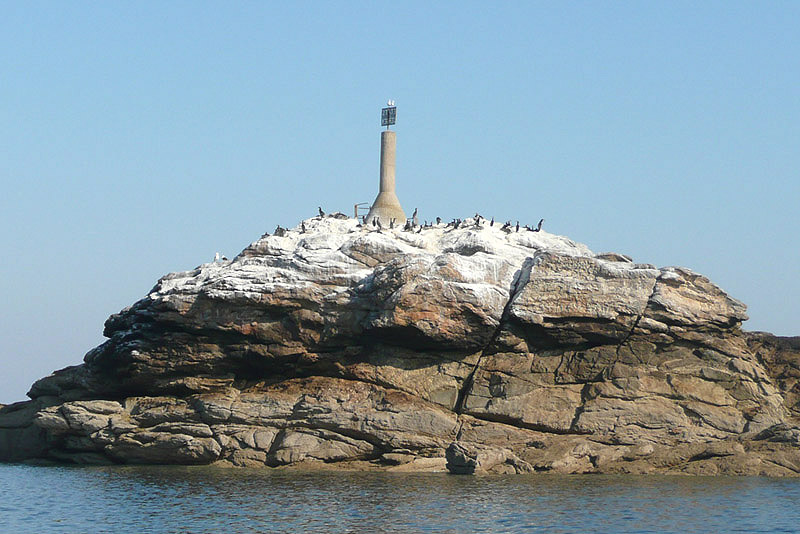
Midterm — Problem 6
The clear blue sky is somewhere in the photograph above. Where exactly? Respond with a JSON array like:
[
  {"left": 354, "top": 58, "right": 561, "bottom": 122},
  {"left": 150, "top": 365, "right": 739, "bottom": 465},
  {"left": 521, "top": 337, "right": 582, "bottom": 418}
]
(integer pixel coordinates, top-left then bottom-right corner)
[{"left": 1, "top": 2, "right": 798, "bottom": 403}]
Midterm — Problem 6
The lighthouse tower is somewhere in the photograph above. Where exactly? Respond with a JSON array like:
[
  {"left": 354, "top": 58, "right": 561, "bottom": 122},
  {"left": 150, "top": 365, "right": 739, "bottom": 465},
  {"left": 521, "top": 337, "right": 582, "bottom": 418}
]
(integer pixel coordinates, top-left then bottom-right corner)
[{"left": 365, "top": 101, "right": 406, "bottom": 227}]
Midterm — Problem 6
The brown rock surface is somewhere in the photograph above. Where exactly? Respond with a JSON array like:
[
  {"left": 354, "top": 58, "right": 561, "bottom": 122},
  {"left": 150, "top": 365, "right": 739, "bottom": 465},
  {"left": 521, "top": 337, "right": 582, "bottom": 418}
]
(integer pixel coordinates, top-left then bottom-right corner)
[{"left": 1, "top": 215, "right": 797, "bottom": 475}]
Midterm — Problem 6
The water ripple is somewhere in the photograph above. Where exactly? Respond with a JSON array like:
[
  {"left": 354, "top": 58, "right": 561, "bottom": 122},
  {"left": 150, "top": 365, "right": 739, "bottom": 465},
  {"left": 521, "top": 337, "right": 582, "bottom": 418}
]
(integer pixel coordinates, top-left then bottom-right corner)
[{"left": 1, "top": 465, "right": 799, "bottom": 533}]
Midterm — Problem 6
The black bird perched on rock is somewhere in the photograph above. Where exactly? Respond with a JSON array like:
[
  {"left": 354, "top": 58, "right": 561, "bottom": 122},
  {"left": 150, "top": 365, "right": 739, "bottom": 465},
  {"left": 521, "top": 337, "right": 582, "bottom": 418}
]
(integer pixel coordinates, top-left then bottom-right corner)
[
  {"left": 376, "top": 219, "right": 383, "bottom": 230},
  {"left": 412, "top": 208, "right": 419, "bottom": 227},
  {"left": 301, "top": 222, "right": 307, "bottom": 233},
  {"left": 515, "top": 221, "right": 520, "bottom": 232},
  {"left": 535, "top": 218, "right": 544, "bottom": 232},
  {"left": 390, "top": 218, "right": 396, "bottom": 229},
  {"left": 372, "top": 218, "right": 377, "bottom": 227},
  {"left": 501, "top": 221, "right": 510, "bottom": 230},
  {"left": 416, "top": 225, "right": 422, "bottom": 233},
  {"left": 318, "top": 207, "right": 325, "bottom": 217},
  {"left": 490, "top": 217, "right": 494, "bottom": 227},
  {"left": 404, "top": 220, "right": 412, "bottom": 231},
  {"left": 436, "top": 217, "right": 442, "bottom": 225}
]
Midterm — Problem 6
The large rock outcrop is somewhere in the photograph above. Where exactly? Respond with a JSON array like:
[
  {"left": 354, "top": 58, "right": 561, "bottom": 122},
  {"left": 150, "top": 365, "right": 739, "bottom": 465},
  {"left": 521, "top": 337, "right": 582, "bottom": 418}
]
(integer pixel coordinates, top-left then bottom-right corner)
[{"left": 2, "top": 215, "right": 799, "bottom": 475}]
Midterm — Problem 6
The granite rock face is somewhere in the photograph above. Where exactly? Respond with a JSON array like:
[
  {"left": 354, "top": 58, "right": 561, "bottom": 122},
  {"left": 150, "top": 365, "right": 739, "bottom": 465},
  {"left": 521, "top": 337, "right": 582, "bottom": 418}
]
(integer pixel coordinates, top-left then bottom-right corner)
[{"left": 2, "top": 215, "right": 798, "bottom": 475}]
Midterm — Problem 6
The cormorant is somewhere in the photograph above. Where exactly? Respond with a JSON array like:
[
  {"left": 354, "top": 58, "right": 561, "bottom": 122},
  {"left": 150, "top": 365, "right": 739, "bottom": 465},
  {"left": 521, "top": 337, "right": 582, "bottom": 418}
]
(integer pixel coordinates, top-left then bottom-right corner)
[
  {"left": 318, "top": 207, "right": 325, "bottom": 217},
  {"left": 490, "top": 217, "right": 494, "bottom": 227},
  {"left": 301, "top": 222, "right": 307, "bottom": 233},
  {"left": 436, "top": 217, "right": 442, "bottom": 225},
  {"left": 535, "top": 218, "right": 544, "bottom": 232},
  {"left": 515, "top": 221, "right": 519, "bottom": 232}
]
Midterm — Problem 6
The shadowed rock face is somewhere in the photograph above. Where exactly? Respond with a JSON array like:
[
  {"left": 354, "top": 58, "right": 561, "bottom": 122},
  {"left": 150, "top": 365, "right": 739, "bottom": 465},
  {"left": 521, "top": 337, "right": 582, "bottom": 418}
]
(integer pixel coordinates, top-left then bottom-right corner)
[{"left": 2, "top": 215, "right": 799, "bottom": 475}]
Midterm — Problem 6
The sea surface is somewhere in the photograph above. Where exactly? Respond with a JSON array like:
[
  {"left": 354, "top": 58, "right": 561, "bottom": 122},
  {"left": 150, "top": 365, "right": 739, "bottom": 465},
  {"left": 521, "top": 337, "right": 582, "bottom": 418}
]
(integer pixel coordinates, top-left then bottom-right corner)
[{"left": 1, "top": 464, "right": 799, "bottom": 533}]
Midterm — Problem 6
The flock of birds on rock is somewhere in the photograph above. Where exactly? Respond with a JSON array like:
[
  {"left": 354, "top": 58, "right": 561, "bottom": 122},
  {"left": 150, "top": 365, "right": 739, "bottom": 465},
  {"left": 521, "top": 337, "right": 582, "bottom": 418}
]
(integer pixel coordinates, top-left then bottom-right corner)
[
  {"left": 213, "top": 207, "right": 545, "bottom": 262},
  {"left": 352, "top": 209, "right": 545, "bottom": 236}
]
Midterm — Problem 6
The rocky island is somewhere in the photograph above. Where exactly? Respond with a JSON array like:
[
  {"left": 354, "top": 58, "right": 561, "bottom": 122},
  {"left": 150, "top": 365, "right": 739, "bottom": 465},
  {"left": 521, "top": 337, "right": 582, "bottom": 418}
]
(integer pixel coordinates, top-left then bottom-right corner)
[{"left": 1, "top": 214, "right": 799, "bottom": 475}]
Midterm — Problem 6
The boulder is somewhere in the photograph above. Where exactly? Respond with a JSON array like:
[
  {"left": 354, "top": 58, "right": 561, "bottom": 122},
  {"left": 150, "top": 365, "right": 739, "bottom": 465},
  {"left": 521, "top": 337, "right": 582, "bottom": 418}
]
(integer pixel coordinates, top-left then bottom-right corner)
[{"left": 1, "top": 215, "right": 796, "bottom": 475}]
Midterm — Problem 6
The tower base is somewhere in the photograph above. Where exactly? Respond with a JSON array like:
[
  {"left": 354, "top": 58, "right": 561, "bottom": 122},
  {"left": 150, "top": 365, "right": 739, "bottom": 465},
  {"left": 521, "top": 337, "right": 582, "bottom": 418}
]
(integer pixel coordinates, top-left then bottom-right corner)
[{"left": 365, "top": 191, "right": 406, "bottom": 227}]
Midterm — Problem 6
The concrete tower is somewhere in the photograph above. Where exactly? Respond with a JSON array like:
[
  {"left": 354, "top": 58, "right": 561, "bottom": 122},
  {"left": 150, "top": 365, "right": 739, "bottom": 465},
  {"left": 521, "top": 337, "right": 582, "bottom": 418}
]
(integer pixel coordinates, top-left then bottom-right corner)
[{"left": 365, "top": 102, "right": 406, "bottom": 226}]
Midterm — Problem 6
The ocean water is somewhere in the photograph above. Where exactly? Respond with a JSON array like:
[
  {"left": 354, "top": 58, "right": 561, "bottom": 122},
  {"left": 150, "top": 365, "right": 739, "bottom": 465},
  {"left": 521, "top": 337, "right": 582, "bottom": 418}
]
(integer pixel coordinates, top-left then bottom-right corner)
[{"left": 1, "top": 465, "right": 799, "bottom": 533}]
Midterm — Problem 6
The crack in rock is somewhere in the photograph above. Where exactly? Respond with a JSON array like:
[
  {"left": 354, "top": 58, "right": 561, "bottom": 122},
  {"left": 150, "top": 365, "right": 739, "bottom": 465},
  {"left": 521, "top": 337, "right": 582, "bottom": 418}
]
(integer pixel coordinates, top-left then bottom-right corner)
[{"left": 454, "top": 256, "right": 537, "bottom": 415}]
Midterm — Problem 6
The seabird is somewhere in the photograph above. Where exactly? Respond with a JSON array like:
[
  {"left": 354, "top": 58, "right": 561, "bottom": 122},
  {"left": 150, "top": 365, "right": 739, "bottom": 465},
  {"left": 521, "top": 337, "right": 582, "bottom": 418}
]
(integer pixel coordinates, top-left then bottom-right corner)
[
  {"left": 490, "top": 217, "right": 494, "bottom": 227},
  {"left": 535, "top": 218, "right": 544, "bottom": 232},
  {"left": 416, "top": 225, "right": 422, "bottom": 233},
  {"left": 515, "top": 221, "right": 520, "bottom": 232},
  {"left": 318, "top": 207, "right": 325, "bottom": 217},
  {"left": 376, "top": 219, "right": 383, "bottom": 230},
  {"left": 301, "top": 222, "right": 307, "bottom": 233},
  {"left": 390, "top": 218, "right": 396, "bottom": 229},
  {"left": 412, "top": 208, "right": 419, "bottom": 227},
  {"left": 436, "top": 217, "right": 442, "bottom": 225}
]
